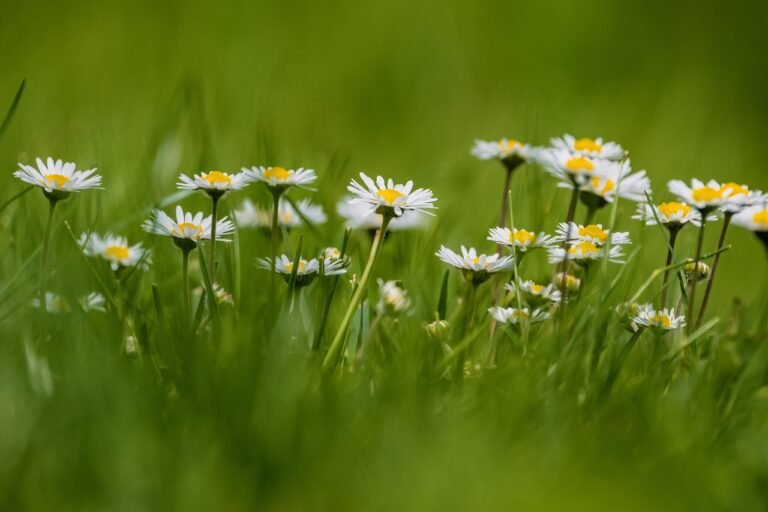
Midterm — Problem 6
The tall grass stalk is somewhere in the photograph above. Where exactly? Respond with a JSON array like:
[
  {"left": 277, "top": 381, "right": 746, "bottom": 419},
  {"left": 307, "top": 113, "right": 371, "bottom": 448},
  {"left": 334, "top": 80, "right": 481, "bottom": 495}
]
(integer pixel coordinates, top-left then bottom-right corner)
[
  {"left": 696, "top": 212, "right": 732, "bottom": 328},
  {"left": 686, "top": 215, "right": 708, "bottom": 334},
  {"left": 39, "top": 198, "right": 58, "bottom": 314}
]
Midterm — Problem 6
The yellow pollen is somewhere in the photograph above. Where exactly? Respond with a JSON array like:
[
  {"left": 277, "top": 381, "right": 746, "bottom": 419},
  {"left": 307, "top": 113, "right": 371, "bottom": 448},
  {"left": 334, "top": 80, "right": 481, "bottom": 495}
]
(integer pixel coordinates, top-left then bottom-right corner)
[
  {"left": 376, "top": 188, "right": 404, "bottom": 205},
  {"left": 658, "top": 202, "right": 691, "bottom": 218},
  {"left": 45, "top": 174, "right": 69, "bottom": 188},
  {"left": 511, "top": 229, "right": 536, "bottom": 245},
  {"left": 573, "top": 138, "right": 603, "bottom": 153},
  {"left": 282, "top": 211, "right": 293, "bottom": 223},
  {"left": 284, "top": 261, "right": 307, "bottom": 273},
  {"left": 578, "top": 225, "right": 608, "bottom": 243},
  {"left": 176, "top": 222, "right": 203, "bottom": 238},
  {"left": 753, "top": 210, "right": 768, "bottom": 226},
  {"left": 263, "top": 166, "right": 293, "bottom": 181},
  {"left": 203, "top": 170, "right": 232, "bottom": 185},
  {"left": 651, "top": 314, "right": 672, "bottom": 328},
  {"left": 569, "top": 241, "right": 599, "bottom": 255},
  {"left": 720, "top": 182, "right": 748, "bottom": 197},
  {"left": 105, "top": 245, "right": 130, "bottom": 261},
  {"left": 565, "top": 157, "right": 594, "bottom": 172},
  {"left": 530, "top": 284, "right": 544, "bottom": 294},
  {"left": 691, "top": 186, "right": 722, "bottom": 203},
  {"left": 497, "top": 139, "right": 522, "bottom": 153},
  {"left": 591, "top": 177, "right": 615, "bottom": 194},
  {"left": 472, "top": 257, "right": 480, "bottom": 264}
]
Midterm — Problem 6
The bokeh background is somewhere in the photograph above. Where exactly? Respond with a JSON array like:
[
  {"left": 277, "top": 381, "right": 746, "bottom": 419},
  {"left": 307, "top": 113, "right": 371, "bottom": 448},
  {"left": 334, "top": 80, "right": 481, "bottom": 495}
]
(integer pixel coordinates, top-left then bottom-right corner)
[{"left": 2, "top": 1, "right": 768, "bottom": 510}]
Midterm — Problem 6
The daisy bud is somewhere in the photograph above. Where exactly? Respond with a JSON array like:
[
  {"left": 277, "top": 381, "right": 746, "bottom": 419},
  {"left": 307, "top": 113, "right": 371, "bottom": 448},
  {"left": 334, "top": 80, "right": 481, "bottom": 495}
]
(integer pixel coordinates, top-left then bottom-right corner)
[
  {"left": 124, "top": 336, "right": 139, "bottom": 355},
  {"left": 425, "top": 320, "right": 451, "bottom": 342},
  {"left": 683, "top": 260, "right": 711, "bottom": 282}
]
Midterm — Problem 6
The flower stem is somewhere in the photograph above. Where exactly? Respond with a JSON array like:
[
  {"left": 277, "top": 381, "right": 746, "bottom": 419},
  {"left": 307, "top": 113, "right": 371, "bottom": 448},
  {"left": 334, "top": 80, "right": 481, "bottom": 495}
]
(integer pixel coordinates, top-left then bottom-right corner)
[
  {"left": 181, "top": 248, "right": 191, "bottom": 329},
  {"left": 695, "top": 212, "right": 732, "bottom": 329},
  {"left": 269, "top": 189, "right": 283, "bottom": 316},
  {"left": 496, "top": 168, "right": 513, "bottom": 253},
  {"left": 208, "top": 194, "right": 220, "bottom": 285},
  {"left": 558, "top": 186, "right": 580, "bottom": 313},
  {"left": 323, "top": 215, "right": 392, "bottom": 369},
  {"left": 39, "top": 198, "right": 58, "bottom": 313},
  {"left": 659, "top": 227, "right": 679, "bottom": 309},
  {"left": 686, "top": 215, "right": 707, "bottom": 334}
]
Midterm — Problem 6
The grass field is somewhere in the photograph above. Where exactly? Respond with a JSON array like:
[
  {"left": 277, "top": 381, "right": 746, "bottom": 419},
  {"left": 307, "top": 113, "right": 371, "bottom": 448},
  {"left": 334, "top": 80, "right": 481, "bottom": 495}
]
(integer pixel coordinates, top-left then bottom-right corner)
[{"left": 2, "top": 1, "right": 768, "bottom": 510}]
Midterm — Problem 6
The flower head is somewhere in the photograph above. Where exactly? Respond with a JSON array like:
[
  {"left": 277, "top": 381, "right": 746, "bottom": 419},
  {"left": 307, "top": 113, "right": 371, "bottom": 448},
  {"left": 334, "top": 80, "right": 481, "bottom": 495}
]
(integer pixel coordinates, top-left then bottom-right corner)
[
  {"left": 718, "top": 182, "right": 764, "bottom": 213},
  {"left": 631, "top": 303, "right": 686, "bottom": 331},
  {"left": 244, "top": 166, "right": 317, "bottom": 190},
  {"left": 234, "top": 198, "right": 327, "bottom": 229},
  {"left": 347, "top": 173, "right": 437, "bottom": 218},
  {"left": 505, "top": 280, "right": 562, "bottom": 305},
  {"left": 78, "top": 232, "right": 151, "bottom": 271},
  {"left": 80, "top": 292, "right": 107, "bottom": 312},
  {"left": 554, "top": 222, "right": 630, "bottom": 247},
  {"left": 633, "top": 201, "right": 709, "bottom": 228},
  {"left": 435, "top": 245, "right": 514, "bottom": 284},
  {"left": 376, "top": 279, "right": 412, "bottom": 316},
  {"left": 470, "top": 138, "right": 536, "bottom": 170},
  {"left": 536, "top": 148, "right": 611, "bottom": 186},
  {"left": 667, "top": 179, "right": 726, "bottom": 211},
  {"left": 487, "top": 227, "right": 555, "bottom": 252},
  {"left": 551, "top": 134, "right": 625, "bottom": 161},
  {"left": 555, "top": 273, "right": 581, "bottom": 294},
  {"left": 337, "top": 196, "right": 428, "bottom": 231},
  {"left": 577, "top": 160, "right": 650, "bottom": 206},
  {"left": 14, "top": 157, "right": 102, "bottom": 200},
  {"left": 548, "top": 240, "right": 625, "bottom": 265},
  {"left": 683, "top": 259, "right": 711, "bottom": 283},
  {"left": 177, "top": 169, "right": 249, "bottom": 197},
  {"left": 143, "top": 205, "right": 235, "bottom": 251},
  {"left": 488, "top": 306, "right": 550, "bottom": 325},
  {"left": 257, "top": 254, "right": 347, "bottom": 287},
  {"left": 733, "top": 203, "right": 768, "bottom": 232}
]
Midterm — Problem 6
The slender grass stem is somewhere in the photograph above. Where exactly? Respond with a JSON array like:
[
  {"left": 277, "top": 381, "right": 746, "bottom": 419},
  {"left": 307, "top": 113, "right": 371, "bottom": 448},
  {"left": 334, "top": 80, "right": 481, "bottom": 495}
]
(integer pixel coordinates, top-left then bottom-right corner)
[
  {"left": 695, "top": 212, "right": 731, "bottom": 329},
  {"left": 181, "top": 248, "right": 191, "bottom": 329},
  {"left": 496, "top": 169, "right": 513, "bottom": 244},
  {"left": 323, "top": 215, "right": 392, "bottom": 369},
  {"left": 39, "top": 198, "right": 58, "bottom": 314},
  {"left": 659, "top": 228, "right": 679, "bottom": 309},
  {"left": 208, "top": 194, "right": 220, "bottom": 285},
  {"left": 686, "top": 214, "right": 708, "bottom": 334},
  {"left": 269, "top": 189, "right": 283, "bottom": 316}
]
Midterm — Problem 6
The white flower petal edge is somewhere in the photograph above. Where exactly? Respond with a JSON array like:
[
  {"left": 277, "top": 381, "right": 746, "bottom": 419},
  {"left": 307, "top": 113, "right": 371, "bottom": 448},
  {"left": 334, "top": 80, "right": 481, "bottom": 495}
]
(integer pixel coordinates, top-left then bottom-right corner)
[
  {"left": 143, "top": 205, "right": 235, "bottom": 241},
  {"left": 347, "top": 173, "right": 437, "bottom": 218},
  {"left": 14, "top": 157, "right": 102, "bottom": 192}
]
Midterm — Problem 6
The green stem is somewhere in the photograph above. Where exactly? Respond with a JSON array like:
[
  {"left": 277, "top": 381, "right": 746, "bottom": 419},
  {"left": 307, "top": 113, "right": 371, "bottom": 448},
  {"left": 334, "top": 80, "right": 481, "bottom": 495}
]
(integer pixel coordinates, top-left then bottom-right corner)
[
  {"left": 323, "top": 215, "right": 392, "bottom": 369},
  {"left": 181, "top": 248, "right": 191, "bottom": 329},
  {"left": 583, "top": 205, "right": 596, "bottom": 226},
  {"left": 659, "top": 228, "right": 679, "bottom": 309},
  {"left": 39, "top": 198, "right": 58, "bottom": 312},
  {"left": 208, "top": 194, "right": 220, "bottom": 284},
  {"left": 686, "top": 215, "right": 707, "bottom": 334},
  {"left": 558, "top": 186, "right": 580, "bottom": 314},
  {"left": 269, "top": 189, "right": 283, "bottom": 314},
  {"left": 695, "top": 212, "right": 731, "bottom": 329}
]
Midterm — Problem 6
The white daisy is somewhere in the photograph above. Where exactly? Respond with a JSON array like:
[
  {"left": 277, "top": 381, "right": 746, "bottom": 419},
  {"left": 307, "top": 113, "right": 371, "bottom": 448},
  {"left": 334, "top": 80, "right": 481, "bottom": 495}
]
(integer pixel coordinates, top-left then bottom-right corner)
[
  {"left": 555, "top": 272, "right": 581, "bottom": 294},
  {"left": 79, "top": 292, "right": 107, "bottom": 312},
  {"left": 177, "top": 169, "right": 249, "bottom": 196},
  {"left": 470, "top": 138, "right": 536, "bottom": 166},
  {"left": 718, "top": 182, "right": 763, "bottom": 213},
  {"left": 551, "top": 134, "right": 625, "bottom": 161},
  {"left": 667, "top": 179, "right": 726, "bottom": 211},
  {"left": 631, "top": 303, "right": 686, "bottom": 331},
  {"left": 487, "top": 227, "right": 555, "bottom": 252},
  {"left": 554, "top": 222, "right": 630, "bottom": 247},
  {"left": 535, "top": 148, "right": 610, "bottom": 186},
  {"left": 488, "top": 306, "right": 550, "bottom": 325},
  {"left": 257, "top": 254, "right": 347, "bottom": 287},
  {"left": 78, "top": 232, "right": 151, "bottom": 271},
  {"left": 143, "top": 205, "right": 235, "bottom": 250},
  {"left": 435, "top": 245, "right": 514, "bottom": 284},
  {"left": 733, "top": 204, "right": 768, "bottom": 232},
  {"left": 243, "top": 166, "right": 317, "bottom": 190},
  {"left": 547, "top": 241, "right": 625, "bottom": 264},
  {"left": 336, "top": 197, "right": 428, "bottom": 231},
  {"left": 347, "top": 173, "right": 437, "bottom": 218},
  {"left": 633, "top": 201, "right": 707, "bottom": 227},
  {"left": 576, "top": 159, "right": 650, "bottom": 204},
  {"left": 31, "top": 292, "right": 69, "bottom": 313},
  {"left": 234, "top": 198, "right": 327, "bottom": 229},
  {"left": 505, "top": 280, "right": 562, "bottom": 305},
  {"left": 14, "top": 157, "right": 102, "bottom": 197},
  {"left": 376, "top": 279, "right": 412, "bottom": 315}
]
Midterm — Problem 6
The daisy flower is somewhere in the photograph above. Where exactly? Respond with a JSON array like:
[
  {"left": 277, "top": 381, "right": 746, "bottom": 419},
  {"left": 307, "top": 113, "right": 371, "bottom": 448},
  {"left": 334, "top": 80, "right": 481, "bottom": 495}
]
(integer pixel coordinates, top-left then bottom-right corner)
[
  {"left": 79, "top": 292, "right": 107, "bottom": 312},
  {"left": 243, "top": 166, "right": 317, "bottom": 190},
  {"left": 470, "top": 138, "right": 536, "bottom": 169},
  {"left": 177, "top": 169, "right": 249, "bottom": 197},
  {"left": 505, "top": 280, "right": 562, "bottom": 305},
  {"left": 551, "top": 134, "right": 625, "bottom": 161},
  {"left": 435, "top": 245, "right": 515, "bottom": 284},
  {"left": 487, "top": 227, "right": 555, "bottom": 252},
  {"left": 14, "top": 157, "right": 102, "bottom": 199},
  {"left": 718, "top": 182, "right": 764, "bottom": 213},
  {"left": 337, "top": 197, "right": 428, "bottom": 231},
  {"left": 576, "top": 160, "right": 651, "bottom": 205},
  {"left": 195, "top": 283, "right": 235, "bottom": 306},
  {"left": 257, "top": 254, "right": 347, "bottom": 288},
  {"left": 633, "top": 201, "right": 708, "bottom": 228},
  {"left": 143, "top": 205, "right": 235, "bottom": 250},
  {"left": 488, "top": 306, "right": 550, "bottom": 325},
  {"left": 667, "top": 179, "right": 728, "bottom": 212},
  {"left": 733, "top": 203, "right": 768, "bottom": 248},
  {"left": 547, "top": 241, "right": 625, "bottom": 265},
  {"left": 631, "top": 304, "right": 686, "bottom": 331},
  {"left": 376, "top": 279, "right": 412, "bottom": 316},
  {"left": 234, "top": 198, "right": 327, "bottom": 229},
  {"left": 347, "top": 173, "right": 437, "bottom": 219},
  {"left": 555, "top": 272, "right": 581, "bottom": 294},
  {"left": 536, "top": 148, "right": 609, "bottom": 186},
  {"left": 554, "top": 222, "right": 630, "bottom": 247},
  {"left": 31, "top": 292, "right": 69, "bottom": 314},
  {"left": 78, "top": 232, "right": 151, "bottom": 271}
]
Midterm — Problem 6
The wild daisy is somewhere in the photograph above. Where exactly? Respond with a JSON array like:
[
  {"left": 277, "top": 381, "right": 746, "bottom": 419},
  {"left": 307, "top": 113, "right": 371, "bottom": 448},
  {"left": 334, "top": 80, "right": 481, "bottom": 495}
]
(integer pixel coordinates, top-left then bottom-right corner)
[
  {"left": 537, "top": 148, "right": 607, "bottom": 186},
  {"left": 631, "top": 304, "right": 686, "bottom": 331},
  {"left": 258, "top": 254, "right": 347, "bottom": 288},
  {"left": 633, "top": 201, "right": 706, "bottom": 228},
  {"left": 31, "top": 292, "right": 69, "bottom": 314},
  {"left": 488, "top": 306, "right": 550, "bottom": 325},
  {"left": 435, "top": 246, "right": 515, "bottom": 285},
  {"left": 577, "top": 160, "right": 651, "bottom": 213},
  {"left": 554, "top": 223, "right": 630, "bottom": 247},
  {"left": 244, "top": 166, "right": 317, "bottom": 190},
  {"left": 555, "top": 273, "right": 581, "bottom": 294},
  {"left": 79, "top": 292, "right": 107, "bottom": 313},
  {"left": 733, "top": 203, "right": 768, "bottom": 238},
  {"left": 487, "top": 227, "right": 555, "bottom": 253},
  {"left": 337, "top": 197, "right": 428, "bottom": 231},
  {"left": 78, "top": 232, "right": 151, "bottom": 272},
  {"left": 718, "top": 182, "right": 762, "bottom": 213},
  {"left": 551, "top": 134, "right": 625, "bottom": 161},
  {"left": 234, "top": 198, "right": 327, "bottom": 230},
  {"left": 547, "top": 241, "right": 625, "bottom": 265},
  {"left": 506, "top": 280, "right": 562, "bottom": 305},
  {"left": 376, "top": 279, "right": 412, "bottom": 316}
]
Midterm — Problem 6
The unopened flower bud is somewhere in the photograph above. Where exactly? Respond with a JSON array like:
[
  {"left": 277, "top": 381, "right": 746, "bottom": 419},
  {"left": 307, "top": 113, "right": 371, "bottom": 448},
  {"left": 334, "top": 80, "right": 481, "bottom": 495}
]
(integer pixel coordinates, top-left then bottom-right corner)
[
  {"left": 425, "top": 319, "right": 451, "bottom": 342},
  {"left": 683, "top": 259, "right": 711, "bottom": 282}
]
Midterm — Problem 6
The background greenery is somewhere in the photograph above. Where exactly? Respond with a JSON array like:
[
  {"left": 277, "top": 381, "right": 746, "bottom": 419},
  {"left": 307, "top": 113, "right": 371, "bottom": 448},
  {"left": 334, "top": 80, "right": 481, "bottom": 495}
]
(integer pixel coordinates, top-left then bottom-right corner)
[{"left": 1, "top": 0, "right": 768, "bottom": 510}]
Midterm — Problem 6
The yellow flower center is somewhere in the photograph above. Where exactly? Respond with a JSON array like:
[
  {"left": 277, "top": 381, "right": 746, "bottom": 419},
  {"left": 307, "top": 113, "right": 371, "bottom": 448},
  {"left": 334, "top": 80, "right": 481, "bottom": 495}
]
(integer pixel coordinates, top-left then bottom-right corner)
[
  {"left": 376, "top": 188, "right": 404, "bottom": 205},
  {"left": 590, "top": 177, "right": 615, "bottom": 195},
  {"left": 658, "top": 202, "right": 691, "bottom": 218},
  {"left": 753, "top": 210, "right": 768, "bottom": 226},
  {"left": 282, "top": 211, "right": 293, "bottom": 223},
  {"left": 284, "top": 260, "right": 307, "bottom": 273},
  {"left": 203, "top": 170, "right": 232, "bottom": 185},
  {"left": 263, "top": 166, "right": 293, "bottom": 181},
  {"left": 691, "top": 186, "right": 722, "bottom": 203},
  {"left": 497, "top": 139, "right": 522, "bottom": 153},
  {"left": 720, "top": 182, "right": 748, "bottom": 197},
  {"left": 569, "top": 241, "right": 599, "bottom": 255},
  {"left": 530, "top": 284, "right": 543, "bottom": 294},
  {"left": 472, "top": 257, "right": 480, "bottom": 264},
  {"left": 175, "top": 222, "right": 204, "bottom": 238},
  {"left": 573, "top": 138, "right": 602, "bottom": 153},
  {"left": 510, "top": 229, "right": 536, "bottom": 245},
  {"left": 513, "top": 310, "right": 530, "bottom": 319},
  {"left": 651, "top": 314, "right": 672, "bottom": 328},
  {"left": 105, "top": 245, "right": 130, "bottom": 261},
  {"left": 45, "top": 174, "right": 69, "bottom": 188},
  {"left": 565, "top": 157, "right": 594, "bottom": 172},
  {"left": 578, "top": 225, "right": 608, "bottom": 243}
]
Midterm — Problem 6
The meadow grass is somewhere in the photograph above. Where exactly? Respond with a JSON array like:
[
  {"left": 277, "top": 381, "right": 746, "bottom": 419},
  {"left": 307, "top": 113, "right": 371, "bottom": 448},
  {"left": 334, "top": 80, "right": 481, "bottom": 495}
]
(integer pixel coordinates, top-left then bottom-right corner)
[{"left": 2, "top": 1, "right": 768, "bottom": 510}]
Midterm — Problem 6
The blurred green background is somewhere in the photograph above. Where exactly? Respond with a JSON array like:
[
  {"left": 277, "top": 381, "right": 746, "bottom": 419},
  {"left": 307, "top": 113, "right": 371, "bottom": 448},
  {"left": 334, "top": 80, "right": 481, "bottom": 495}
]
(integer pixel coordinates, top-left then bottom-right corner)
[{"left": 2, "top": 1, "right": 768, "bottom": 510}]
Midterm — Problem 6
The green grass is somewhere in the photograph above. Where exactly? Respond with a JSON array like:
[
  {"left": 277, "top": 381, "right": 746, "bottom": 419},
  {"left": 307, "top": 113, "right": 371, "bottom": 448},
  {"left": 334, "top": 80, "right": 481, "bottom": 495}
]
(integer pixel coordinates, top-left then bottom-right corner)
[{"left": 2, "top": 1, "right": 768, "bottom": 510}]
